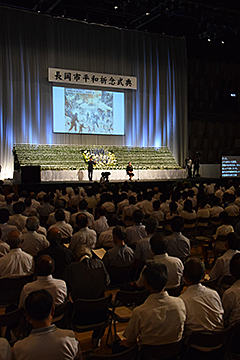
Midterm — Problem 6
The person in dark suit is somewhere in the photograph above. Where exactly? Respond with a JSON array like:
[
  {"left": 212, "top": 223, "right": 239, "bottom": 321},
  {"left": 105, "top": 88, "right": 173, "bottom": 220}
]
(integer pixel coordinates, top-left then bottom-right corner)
[
  {"left": 88, "top": 157, "right": 94, "bottom": 181},
  {"left": 126, "top": 162, "right": 134, "bottom": 181}
]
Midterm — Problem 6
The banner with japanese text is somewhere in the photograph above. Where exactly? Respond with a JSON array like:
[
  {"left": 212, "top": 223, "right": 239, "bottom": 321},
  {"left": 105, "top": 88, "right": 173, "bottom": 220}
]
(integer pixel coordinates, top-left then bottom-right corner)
[{"left": 48, "top": 68, "right": 137, "bottom": 90}]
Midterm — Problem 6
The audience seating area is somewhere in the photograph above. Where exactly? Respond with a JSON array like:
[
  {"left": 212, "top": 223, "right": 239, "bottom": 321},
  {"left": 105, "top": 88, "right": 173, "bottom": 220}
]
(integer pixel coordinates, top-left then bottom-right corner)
[{"left": 1, "top": 178, "right": 240, "bottom": 359}]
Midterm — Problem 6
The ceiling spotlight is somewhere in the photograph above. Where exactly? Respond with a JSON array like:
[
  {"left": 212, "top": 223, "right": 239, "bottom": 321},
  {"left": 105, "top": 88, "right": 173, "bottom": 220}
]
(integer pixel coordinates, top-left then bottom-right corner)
[
  {"left": 146, "top": 12, "right": 150, "bottom": 15},
  {"left": 38, "top": 10, "right": 41, "bottom": 13},
  {"left": 207, "top": 38, "right": 211, "bottom": 42},
  {"left": 221, "top": 40, "right": 225, "bottom": 44},
  {"left": 114, "top": 5, "right": 118, "bottom": 9}
]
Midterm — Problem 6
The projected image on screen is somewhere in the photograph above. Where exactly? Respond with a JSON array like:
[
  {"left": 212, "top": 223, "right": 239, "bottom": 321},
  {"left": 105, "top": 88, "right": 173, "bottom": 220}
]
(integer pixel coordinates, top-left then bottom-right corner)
[
  {"left": 222, "top": 156, "right": 240, "bottom": 177},
  {"left": 53, "top": 87, "right": 124, "bottom": 135}
]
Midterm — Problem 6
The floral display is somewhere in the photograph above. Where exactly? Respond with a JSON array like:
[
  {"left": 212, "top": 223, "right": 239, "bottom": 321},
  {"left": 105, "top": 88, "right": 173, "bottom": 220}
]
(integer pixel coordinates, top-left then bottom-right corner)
[{"left": 13, "top": 144, "right": 181, "bottom": 171}]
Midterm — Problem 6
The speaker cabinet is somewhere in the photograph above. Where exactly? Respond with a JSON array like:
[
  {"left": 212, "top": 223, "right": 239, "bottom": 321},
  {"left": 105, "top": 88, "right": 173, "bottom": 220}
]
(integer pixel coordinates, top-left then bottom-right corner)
[{"left": 21, "top": 166, "right": 41, "bottom": 183}]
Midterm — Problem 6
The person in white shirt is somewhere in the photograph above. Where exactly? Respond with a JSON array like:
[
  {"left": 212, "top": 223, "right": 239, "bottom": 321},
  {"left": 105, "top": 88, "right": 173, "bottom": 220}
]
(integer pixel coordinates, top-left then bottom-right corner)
[
  {"left": 70, "top": 200, "right": 94, "bottom": 229},
  {"left": 209, "top": 232, "right": 240, "bottom": 285},
  {"left": 134, "top": 217, "right": 158, "bottom": 264},
  {"left": 121, "top": 261, "right": 186, "bottom": 349},
  {"left": 180, "top": 258, "right": 224, "bottom": 339},
  {"left": 19, "top": 254, "right": 67, "bottom": 309},
  {"left": 125, "top": 210, "right": 147, "bottom": 246},
  {"left": 0, "top": 228, "right": 10, "bottom": 257},
  {"left": 93, "top": 206, "right": 109, "bottom": 235},
  {"left": 96, "top": 214, "right": 118, "bottom": 249},
  {"left": 14, "top": 289, "right": 81, "bottom": 360},
  {"left": 8, "top": 202, "right": 28, "bottom": 232},
  {"left": 135, "top": 232, "right": 183, "bottom": 289},
  {"left": 0, "top": 230, "right": 34, "bottom": 278},
  {"left": 0, "top": 208, "right": 18, "bottom": 242},
  {"left": 48, "top": 210, "right": 73, "bottom": 240},
  {"left": 122, "top": 196, "right": 139, "bottom": 227},
  {"left": 150, "top": 200, "right": 164, "bottom": 223},
  {"left": 69, "top": 213, "right": 97, "bottom": 254},
  {"left": 21, "top": 216, "right": 49, "bottom": 257}
]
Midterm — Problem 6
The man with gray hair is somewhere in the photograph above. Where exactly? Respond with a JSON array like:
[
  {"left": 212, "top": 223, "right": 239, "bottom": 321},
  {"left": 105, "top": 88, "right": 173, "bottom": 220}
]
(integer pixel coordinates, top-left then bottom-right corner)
[
  {"left": 0, "top": 230, "right": 34, "bottom": 278},
  {"left": 21, "top": 216, "right": 49, "bottom": 256}
]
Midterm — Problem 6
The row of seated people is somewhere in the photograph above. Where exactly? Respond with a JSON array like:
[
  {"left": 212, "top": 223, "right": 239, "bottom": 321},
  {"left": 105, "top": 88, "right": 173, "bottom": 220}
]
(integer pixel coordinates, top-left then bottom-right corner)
[{"left": 1, "top": 252, "right": 240, "bottom": 359}]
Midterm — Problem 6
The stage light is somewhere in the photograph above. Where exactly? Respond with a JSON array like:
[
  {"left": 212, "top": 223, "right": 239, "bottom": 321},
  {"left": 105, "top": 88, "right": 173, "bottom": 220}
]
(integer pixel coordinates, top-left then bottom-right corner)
[
  {"left": 114, "top": 5, "right": 118, "bottom": 9},
  {"left": 221, "top": 40, "right": 224, "bottom": 44},
  {"left": 146, "top": 12, "right": 150, "bottom": 15},
  {"left": 207, "top": 38, "right": 211, "bottom": 42}
]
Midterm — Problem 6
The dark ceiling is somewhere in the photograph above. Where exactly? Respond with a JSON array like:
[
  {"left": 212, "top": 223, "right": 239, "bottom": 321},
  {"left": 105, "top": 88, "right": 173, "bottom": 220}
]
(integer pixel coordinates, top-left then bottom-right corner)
[{"left": 2, "top": 0, "right": 240, "bottom": 61}]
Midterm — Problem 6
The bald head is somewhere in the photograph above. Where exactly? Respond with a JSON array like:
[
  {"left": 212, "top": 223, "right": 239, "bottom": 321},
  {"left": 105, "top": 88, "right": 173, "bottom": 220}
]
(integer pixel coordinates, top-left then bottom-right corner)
[
  {"left": 7, "top": 230, "right": 22, "bottom": 249},
  {"left": 47, "top": 228, "right": 62, "bottom": 246},
  {"left": 36, "top": 255, "right": 55, "bottom": 276}
]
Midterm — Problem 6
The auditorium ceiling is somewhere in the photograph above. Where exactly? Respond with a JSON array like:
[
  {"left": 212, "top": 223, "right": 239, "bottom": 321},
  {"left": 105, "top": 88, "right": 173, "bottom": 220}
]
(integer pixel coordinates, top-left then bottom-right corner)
[{"left": 2, "top": 0, "right": 240, "bottom": 61}]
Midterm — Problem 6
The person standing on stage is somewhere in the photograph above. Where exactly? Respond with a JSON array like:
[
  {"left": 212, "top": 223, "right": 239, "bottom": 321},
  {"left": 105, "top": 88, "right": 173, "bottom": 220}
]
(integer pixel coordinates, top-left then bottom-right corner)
[
  {"left": 126, "top": 162, "right": 134, "bottom": 181},
  {"left": 88, "top": 156, "right": 94, "bottom": 181}
]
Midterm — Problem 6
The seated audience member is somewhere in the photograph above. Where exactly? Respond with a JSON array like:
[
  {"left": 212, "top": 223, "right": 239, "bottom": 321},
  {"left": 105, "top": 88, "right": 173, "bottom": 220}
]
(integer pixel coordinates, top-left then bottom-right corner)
[
  {"left": 180, "top": 199, "right": 197, "bottom": 227},
  {"left": 64, "top": 245, "right": 110, "bottom": 302},
  {"left": 180, "top": 258, "right": 224, "bottom": 338},
  {"left": 0, "top": 209, "right": 18, "bottom": 243},
  {"left": 47, "top": 199, "right": 71, "bottom": 226},
  {"left": 48, "top": 209, "right": 73, "bottom": 240},
  {"left": 96, "top": 214, "right": 119, "bottom": 249},
  {"left": 69, "top": 213, "right": 97, "bottom": 254},
  {"left": 135, "top": 233, "right": 183, "bottom": 289},
  {"left": 213, "top": 211, "right": 234, "bottom": 250},
  {"left": 209, "top": 195, "right": 224, "bottom": 220},
  {"left": 13, "top": 290, "right": 81, "bottom": 360},
  {"left": 140, "top": 191, "right": 153, "bottom": 217},
  {"left": 70, "top": 199, "right": 94, "bottom": 229},
  {"left": 117, "top": 193, "right": 129, "bottom": 215},
  {"left": 8, "top": 202, "right": 28, "bottom": 231},
  {"left": 29, "top": 192, "right": 40, "bottom": 210},
  {"left": 159, "top": 193, "right": 170, "bottom": 215},
  {"left": 167, "top": 216, "right": 191, "bottom": 263},
  {"left": 101, "top": 193, "right": 116, "bottom": 213},
  {"left": 121, "top": 261, "right": 186, "bottom": 348},
  {"left": 23, "top": 198, "right": 38, "bottom": 216},
  {"left": 222, "top": 252, "right": 240, "bottom": 325},
  {"left": 19, "top": 254, "right": 67, "bottom": 308},
  {"left": 102, "top": 226, "right": 134, "bottom": 267},
  {"left": 0, "top": 338, "right": 12, "bottom": 360},
  {"left": 38, "top": 228, "right": 75, "bottom": 279},
  {"left": 196, "top": 197, "right": 210, "bottom": 226},
  {"left": 4, "top": 195, "right": 14, "bottom": 215},
  {"left": 150, "top": 200, "right": 164, "bottom": 223},
  {"left": 134, "top": 217, "right": 159, "bottom": 264},
  {"left": 21, "top": 216, "right": 49, "bottom": 256},
  {"left": 209, "top": 232, "right": 240, "bottom": 285},
  {"left": 165, "top": 201, "right": 179, "bottom": 221},
  {"left": 125, "top": 210, "right": 147, "bottom": 246},
  {"left": 122, "top": 195, "right": 139, "bottom": 227},
  {"left": 69, "top": 188, "right": 82, "bottom": 209},
  {"left": 0, "top": 230, "right": 34, "bottom": 278},
  {"left": 37, "top": 195, "right": 55, "bottom": 218},
  {"left": 225, "top": 193, "right": 239, "bottom": 218},
  {"left": 93, "top": 206, "right": 109, "bottom": 235},
  {"left": 0, "top": 228, "right": 10, "bottom": 257}
]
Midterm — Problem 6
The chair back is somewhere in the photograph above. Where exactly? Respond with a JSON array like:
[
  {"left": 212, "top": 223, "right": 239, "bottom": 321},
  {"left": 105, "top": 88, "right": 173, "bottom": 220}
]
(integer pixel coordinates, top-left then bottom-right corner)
[
  {"left": 0, "top": 274, "right": 34, "bottom": 306},
  {"left": 106, "top": 264, "right": 133, "bottom": 287},
  {"left": 139, "top": 339, "right": 184, "bottom": 360},
  {"left": 53, "top": 300, "right": 71, "bottom": 328},
  {"left": 71, "top": 294, "right": 112, "bottom": 332}
]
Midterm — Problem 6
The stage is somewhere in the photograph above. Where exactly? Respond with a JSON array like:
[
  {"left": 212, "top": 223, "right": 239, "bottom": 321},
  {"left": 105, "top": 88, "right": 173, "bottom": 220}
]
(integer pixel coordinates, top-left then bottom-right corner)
[{"left": 38, "top": 169, "right": 186, "bottom": 182}]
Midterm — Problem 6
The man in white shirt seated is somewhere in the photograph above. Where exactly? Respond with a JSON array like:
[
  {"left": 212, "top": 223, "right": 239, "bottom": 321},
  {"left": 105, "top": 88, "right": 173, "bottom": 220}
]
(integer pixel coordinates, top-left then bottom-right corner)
[
  {"left": 47, "top": 200, "right": 71, "bottom": 227},
  {"left": 69, "top": 213, "right": 97, "bottom": 254},
  {"left": 125, "top": 210, "right": 147, "bottom": 246},
  {"left": 21, "top": 216, "right": 49, "bottom": 257},
  {"left": 93, "top": 206, "right": 109, "bottom": 235},
  {"left": 135, "top": 233, "right": 183, "bottom": 290},
  {"left": 13, "top": 289, "right": 81, "bottom": 360},
  {"left": 96, "top": 214, "right": 118, "bottom": 249},
  {"left": 0, "top": 230, "right": 34, "bottom": 278},
  {"left": 122, "top": 196, "right": 139, "bottom": 227},
  {"left": 8, "top": 202, "right": 28, "bottom": 232},
  {"left": 48, "top": 210, "right": 73, "bottom": 240},
  {"left": 19, "top": 254, "right": 67, "bottom": 308},
  {"left": 117, "top": 261, "right": 186, "bottom": 351},
  {"left": 134, "top": 217, "right": 159, "bottom": 264},
  {"left": 70, "top": 200, "right": 94, "bottom": 229},
  {"left": 0, "top": 209, "right": 18, "bottom": 242},
  {"left": 209, "top": 232, "right": 240, "bottom": 286},
  {"left": 180, "top": 258, "right": 224, "bottom": 339},
  {"left": 167, "top": 216, "right": 191, "bottom": 263}
]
